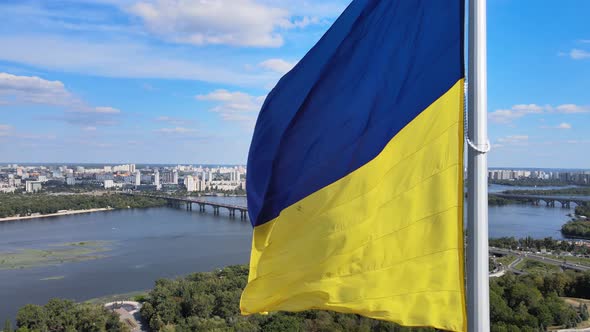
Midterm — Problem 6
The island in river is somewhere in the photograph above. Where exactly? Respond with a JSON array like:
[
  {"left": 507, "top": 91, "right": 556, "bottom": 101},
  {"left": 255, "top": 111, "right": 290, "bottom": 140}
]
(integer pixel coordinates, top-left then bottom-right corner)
[{"left": 0, "top": 193, "right": 166, "bottom": 220}]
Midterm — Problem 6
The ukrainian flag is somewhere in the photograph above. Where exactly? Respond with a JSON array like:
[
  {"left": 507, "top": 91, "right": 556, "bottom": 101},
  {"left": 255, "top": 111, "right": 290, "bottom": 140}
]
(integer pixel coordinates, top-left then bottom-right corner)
[{"left": 241, "top": 1, "right": 466, "bottom": 331}]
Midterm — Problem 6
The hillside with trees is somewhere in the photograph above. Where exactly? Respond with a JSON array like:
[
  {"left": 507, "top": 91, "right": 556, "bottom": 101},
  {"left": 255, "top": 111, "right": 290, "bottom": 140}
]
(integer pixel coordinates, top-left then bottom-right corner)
[
  {"left": 6, "top": 299, "right": 128, "bottom": 332},
  {"left": 137, "top": 265, "right": 590, "bottom": 331},
  {"left": 6, "top": 265, "right": 590, "bottom": 331}
]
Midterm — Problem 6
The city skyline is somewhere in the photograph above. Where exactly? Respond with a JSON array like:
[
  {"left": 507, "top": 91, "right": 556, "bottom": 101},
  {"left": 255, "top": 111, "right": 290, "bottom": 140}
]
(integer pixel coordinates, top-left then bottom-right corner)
[{"left": 0, "top": 0, "right": 589, "bottom": 167}]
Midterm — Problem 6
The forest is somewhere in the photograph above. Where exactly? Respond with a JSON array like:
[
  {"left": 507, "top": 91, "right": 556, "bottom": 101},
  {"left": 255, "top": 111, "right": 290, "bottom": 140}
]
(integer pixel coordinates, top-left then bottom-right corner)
[
  {"left": 7, "top": 265, "right": 590, "bottom": 331},
  {"left": 0, "top": 193, "right": 167, "bottom": 218},
  {"left": 6, "top": 299, "right": 128, "bottom": 332},
  {"left": 136, "top": 265, "right": 590, "bottom": 332}
]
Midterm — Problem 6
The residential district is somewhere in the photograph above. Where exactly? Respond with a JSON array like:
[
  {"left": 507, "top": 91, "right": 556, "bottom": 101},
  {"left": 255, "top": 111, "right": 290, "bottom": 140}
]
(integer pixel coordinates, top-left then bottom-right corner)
[
  {"left": 1, "top": 164, "right": 589, "bottom": 194},
  {"left": 0, "top": 164, "right": 246, "bottom": 194},
  {"left": 488, "top": 169, "right": 590, "bottom": 184}
]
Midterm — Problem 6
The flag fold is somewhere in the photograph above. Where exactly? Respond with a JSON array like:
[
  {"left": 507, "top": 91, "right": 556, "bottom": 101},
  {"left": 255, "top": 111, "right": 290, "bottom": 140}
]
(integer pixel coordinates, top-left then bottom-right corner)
[{"left": 242, "top": 1, "right": 466, "bottom": 331}]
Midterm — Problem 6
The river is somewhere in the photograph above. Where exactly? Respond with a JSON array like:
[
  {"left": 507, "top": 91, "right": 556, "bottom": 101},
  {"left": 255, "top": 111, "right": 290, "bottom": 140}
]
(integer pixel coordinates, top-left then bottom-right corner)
[{"left": 0, "top": 188, "right": 585, "bottom": 322}]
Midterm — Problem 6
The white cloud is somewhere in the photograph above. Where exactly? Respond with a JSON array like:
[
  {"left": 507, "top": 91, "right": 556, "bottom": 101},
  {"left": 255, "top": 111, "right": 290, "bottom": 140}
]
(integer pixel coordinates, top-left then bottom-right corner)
[
  {"left": 579, "top": 39, "right": 590, "bottom": 44},
  {"left": 154, "top": 127, "right": 197, "bottom": 134},
  {"left": 258, "top": 58, "right": 296, "bottom": 74},
  {"left": 128, "top": 0, "right": 296, "bottom": 47},
  {"left": 566, "top": 139, "right": 590, "bottom": 144},
  {"left": 569, "top": 49, "right": 590, "bottom": 60},
  {"left": 284, "top": 16, "right": 322, "bottom": 29},
  {"left": 155, "top": 116, "right": 189, "bottom": 125},
  {"left": 489, "top": 104, "right": 544, "bottom": 124},
  {"left": 197, "top": 89, "right": 265, "bottom": 125},
  {"left": 497, "top": 135, "right": 529, "bottom": 144},
  {"left": 0, "top": 124, "right": 13, "bottom": 137},
  {"left": 490, "top": 103, "right": 589, "bottom": 124},
  {"left": 0, "top": 35, "right": 274, "bottom": 86},
  {"left": 540, "top": 122, "right": 572, "bottom": 130},
  {"left": 0, "top": 72, "right": 124, "bottom": 125},
  {"left": 60, "top": 104, "right": 122, "bottom": 127},
  {"left": 493, "top": 135, "right": 529, "bottom": 149},
  {"left": 142, "top": 83, "right": 157, "bottom": 91},
  {"left": 94, "top": 106, "right": 121, "bottom": 114},
  {"left": 554, "top": 104, "right": 590, "bottom": 114},
  {"left": 257, "top": 0, "right": 347, "bottom": 18},
  {"left": 18, "top": 133, "right": 57, "bottom": 140},
  {"left": 0, "top": 72, "right": 74, "bottom": 106}
]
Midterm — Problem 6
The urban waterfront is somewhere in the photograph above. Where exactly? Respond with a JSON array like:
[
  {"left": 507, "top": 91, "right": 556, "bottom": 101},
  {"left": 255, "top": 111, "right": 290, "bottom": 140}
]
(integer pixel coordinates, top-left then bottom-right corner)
[{"left": 0, "top": 189, "right": 585, "bottom": 323}]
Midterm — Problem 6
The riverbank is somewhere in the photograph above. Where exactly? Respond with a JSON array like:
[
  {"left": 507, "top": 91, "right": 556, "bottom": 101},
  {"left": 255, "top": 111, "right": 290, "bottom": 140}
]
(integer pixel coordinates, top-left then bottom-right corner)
[
  {"left": 0, "top": 192, "right": 167, "bottom": 219},
  {"left": 0, "top": 207, "right": 114, "bottom": 222}
]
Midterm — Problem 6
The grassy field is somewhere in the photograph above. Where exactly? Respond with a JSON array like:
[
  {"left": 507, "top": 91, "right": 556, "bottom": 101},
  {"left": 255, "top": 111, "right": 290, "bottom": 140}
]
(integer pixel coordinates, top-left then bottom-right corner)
[
  {"left": 40, "top": 275, "right": 66, "bottom": 281},
  {"left": 515, "top": 259, "right": 561, "bottom": 274},
  {"left": 496, "top": 255, "right": 518, "bottom": 267},
  {"left": 0, "top": 241, "right": 112, "bottom": 270},
  {"left": 84, "top": 290, "right": 149, "bottom": 304}
]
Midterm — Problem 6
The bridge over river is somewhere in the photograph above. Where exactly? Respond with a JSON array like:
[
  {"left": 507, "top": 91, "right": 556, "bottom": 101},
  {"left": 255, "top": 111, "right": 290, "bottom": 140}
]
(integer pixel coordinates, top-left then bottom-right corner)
[
  {"left": 127, "top": 194, "right": 249, "bottom": 219},
  {"left": 492, "top": 193, "right": 590, "bottom": 208}
]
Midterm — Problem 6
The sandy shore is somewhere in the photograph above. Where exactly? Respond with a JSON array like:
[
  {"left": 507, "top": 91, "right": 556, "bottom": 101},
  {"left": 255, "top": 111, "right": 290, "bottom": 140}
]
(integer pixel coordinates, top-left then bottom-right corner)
[{"left": 0, "top": 208, "right": 114, "bottom": 222}]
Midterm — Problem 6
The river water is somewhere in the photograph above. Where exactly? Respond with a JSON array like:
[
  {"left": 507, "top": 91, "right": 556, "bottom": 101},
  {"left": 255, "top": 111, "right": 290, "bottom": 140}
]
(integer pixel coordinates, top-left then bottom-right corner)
[{"left": 0, "top": 187, "right": 585, "bottom": 322}]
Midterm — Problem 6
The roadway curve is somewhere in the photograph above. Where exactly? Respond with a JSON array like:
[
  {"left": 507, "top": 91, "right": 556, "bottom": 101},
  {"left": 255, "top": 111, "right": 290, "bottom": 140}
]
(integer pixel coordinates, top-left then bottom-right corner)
[{"left": 490, "top": 247, "right": 590, "bottom": 273}]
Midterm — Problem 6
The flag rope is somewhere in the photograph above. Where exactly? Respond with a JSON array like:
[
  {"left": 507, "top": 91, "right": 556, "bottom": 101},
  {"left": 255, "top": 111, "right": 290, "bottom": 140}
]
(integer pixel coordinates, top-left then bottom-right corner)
[{"left": 464, "top": 81, "right": 491, "bottom": 154}]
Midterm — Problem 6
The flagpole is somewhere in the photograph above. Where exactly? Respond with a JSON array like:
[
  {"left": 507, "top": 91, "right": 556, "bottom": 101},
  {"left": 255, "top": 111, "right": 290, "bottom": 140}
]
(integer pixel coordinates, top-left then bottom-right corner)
[{"left": 467, "top": 0, "right": 490, "bottom": 331}]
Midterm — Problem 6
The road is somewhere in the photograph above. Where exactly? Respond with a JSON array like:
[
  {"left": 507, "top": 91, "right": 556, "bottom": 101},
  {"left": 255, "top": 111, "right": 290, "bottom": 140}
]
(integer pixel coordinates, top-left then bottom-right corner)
[{"left": 490, "top": 247, "right": 590, "bottom": 273}]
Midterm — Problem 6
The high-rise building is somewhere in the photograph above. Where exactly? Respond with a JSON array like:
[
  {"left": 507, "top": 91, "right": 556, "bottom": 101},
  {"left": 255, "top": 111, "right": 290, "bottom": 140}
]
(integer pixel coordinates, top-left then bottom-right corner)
[
  {"left": 66, "top": 177, "right": 76, "bottom": 185},
  {"left": 104, "top": 179, "right": 114, "bottom": 189},
  {"left": 135, "top": 171, "right": 141, "bottom": 186},
  {"left": 25, "top": 181, "right": 42, "bottom": 193},
  {"left": 233, "top": 169, "right": 241, "bottom": 182},
  {"left": 184, "top": 175, "right": 197, "bottom": 192},
  {"left": 154, "top": 170, "right": 161, "bottom": 190},
  {"left": 173, "top": 170, "right": 178, "bottom": 184},
  {"left": 161, "top": 170, "right": 177, "bottom": 184}
]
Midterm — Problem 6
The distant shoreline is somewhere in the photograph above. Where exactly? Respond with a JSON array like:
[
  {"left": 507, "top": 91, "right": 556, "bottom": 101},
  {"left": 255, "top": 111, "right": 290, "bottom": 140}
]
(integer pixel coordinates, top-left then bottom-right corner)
[{"left": 0, "top": 208, "right": 115, "bottom": 222}]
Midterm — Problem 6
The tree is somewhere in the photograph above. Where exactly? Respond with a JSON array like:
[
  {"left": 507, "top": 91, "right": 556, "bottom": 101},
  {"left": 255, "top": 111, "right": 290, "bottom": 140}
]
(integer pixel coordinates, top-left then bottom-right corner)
[
  {"left": 16, "top": 304, "right": 47, "bottom": 331},
  {"left": 44, "top": 299, "right": 76, "bottom": 332},
  {"left": 580, "top": 303, "right": 589, "bottom": 321},
  {"left": 261, "top": 314, "right": 304, "bottom": 332},
  {"left": 149, "top": 314, "right": 164, "bottom": 331}
]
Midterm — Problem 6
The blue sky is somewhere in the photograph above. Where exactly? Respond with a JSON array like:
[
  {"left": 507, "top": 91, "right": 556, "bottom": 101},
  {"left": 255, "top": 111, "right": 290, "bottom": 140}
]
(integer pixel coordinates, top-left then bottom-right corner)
[{"left": 0, "top": 0, "right": 588, "bottom": 168}]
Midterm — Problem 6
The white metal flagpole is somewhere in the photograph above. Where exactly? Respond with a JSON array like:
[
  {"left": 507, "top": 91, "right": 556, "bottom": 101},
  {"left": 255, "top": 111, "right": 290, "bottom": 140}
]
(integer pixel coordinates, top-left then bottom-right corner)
[{"left": 467, "top": 0, "right": 490, "bottom": 331}]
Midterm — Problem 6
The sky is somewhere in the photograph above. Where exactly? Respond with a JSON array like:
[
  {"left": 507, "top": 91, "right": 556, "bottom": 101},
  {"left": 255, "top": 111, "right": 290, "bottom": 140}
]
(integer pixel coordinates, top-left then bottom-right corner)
[{"left": 0, "top": 0, "right": 588, "bottom": 168}]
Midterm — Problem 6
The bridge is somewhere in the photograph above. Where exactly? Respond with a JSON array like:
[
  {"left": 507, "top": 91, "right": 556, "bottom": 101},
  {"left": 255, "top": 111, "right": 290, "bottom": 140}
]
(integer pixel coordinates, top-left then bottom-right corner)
[
  {"left": 492, "top": 193, "right": 590, "bottom": 208},
  {"left": 129, "top": 194, "right": 249, "bottom": 220}
]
